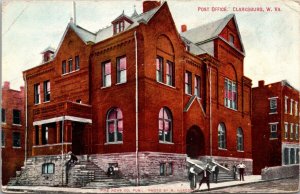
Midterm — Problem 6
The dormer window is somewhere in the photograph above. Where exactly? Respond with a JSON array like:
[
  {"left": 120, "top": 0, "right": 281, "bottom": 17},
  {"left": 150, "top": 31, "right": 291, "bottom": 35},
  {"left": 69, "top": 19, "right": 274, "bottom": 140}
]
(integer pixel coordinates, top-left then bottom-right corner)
[{"left": 114, "top": 21, "right": 125, "bottom": 34}]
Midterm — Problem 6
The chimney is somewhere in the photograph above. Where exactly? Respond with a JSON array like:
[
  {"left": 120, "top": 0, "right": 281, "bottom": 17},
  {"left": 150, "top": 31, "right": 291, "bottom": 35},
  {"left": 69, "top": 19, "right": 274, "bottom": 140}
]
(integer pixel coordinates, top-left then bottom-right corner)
[
  {"left": 258, "top": 80, "right": 265, "bottom": 87},
  {"left": 143, "top": 1, "right": 161, "bottom": 13},
  {"left": 181, "top": 24, "right": 187, "bottom": 32},
  {"left": 3, "top": 81, "right": 10, "bottom": 89}
]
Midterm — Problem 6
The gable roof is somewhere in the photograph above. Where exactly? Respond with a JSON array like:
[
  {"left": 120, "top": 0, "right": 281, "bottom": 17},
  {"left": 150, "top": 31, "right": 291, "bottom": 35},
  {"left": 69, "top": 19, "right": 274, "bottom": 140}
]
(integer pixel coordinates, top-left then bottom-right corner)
[
  {"left": 181, "top": 14, "right": 245, "bottom": 54},
  {"left": 184, "top": 95, "right": 206, "bottom": 117}
]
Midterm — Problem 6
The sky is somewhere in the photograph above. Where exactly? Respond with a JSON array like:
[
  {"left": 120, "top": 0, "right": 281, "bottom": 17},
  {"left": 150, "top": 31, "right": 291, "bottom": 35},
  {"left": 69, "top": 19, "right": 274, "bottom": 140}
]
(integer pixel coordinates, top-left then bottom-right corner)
[{"left": 2, "top": 0, "right": 300, "bottom": 91}]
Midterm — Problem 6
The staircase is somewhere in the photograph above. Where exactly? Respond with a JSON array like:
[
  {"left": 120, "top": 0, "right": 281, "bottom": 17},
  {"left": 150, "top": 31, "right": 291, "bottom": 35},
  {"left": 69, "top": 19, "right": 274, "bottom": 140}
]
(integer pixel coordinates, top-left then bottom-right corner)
[
  {"left": 78, "top": 160, "right": 133, "bottom": 188},
  {"left": 187, "top": 157, "right": 235, "bottom": 183}
]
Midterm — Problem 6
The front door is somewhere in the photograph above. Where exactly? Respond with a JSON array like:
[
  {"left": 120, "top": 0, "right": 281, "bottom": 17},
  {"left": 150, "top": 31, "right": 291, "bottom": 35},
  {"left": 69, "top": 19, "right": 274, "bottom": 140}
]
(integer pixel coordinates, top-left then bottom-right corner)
[
  {"left": 72, "top": 122, "right": 84, "bottom": 155},
  {"left": 186, "top": 126, "right": 204, "bottom": 158}
]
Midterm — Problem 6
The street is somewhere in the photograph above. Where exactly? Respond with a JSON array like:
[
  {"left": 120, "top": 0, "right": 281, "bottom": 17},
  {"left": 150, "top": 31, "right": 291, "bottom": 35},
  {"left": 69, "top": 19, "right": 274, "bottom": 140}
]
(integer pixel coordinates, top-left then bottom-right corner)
[{"left": 202, "top": 177, "right": 299, "bottom": 193}]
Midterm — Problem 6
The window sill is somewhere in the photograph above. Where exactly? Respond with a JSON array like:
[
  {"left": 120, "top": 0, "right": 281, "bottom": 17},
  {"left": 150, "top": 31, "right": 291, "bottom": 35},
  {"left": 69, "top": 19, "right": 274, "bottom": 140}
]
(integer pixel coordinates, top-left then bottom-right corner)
[
  {"left": 43, "top": 101, "right": 50, "bottom": 104},
  {"left": 225, "top": 106, "right": 238, "bottom": 111},
  {"left": 13, "top": 146, "right": 22, "bottom": 149},
  {"left": 12, "top": 124, "right": 22, "bottom": 127},
  {"left": 1, "top": 146, "right": 5, "bottom": 148},
  {"left": 115, "top": 81, "right": 127, "bottom": 86},
  {"left": 33, "top": 142, "right": 72, "bottom": 148},
  {"left": 237, "top": 150, "right": 244, "bottom": 152},
  {"left": 159, "top": 141, "right": 174, "bottom": 145},
  {"left": 269, "top": 112, "right": 278, "bottom": 115},
  {"left": 269, "top": 138, "right": 278, "bottom": 140},
  {"left": 1, "top": 122, "right": 6, "bottom": 125},
  {"left": 104, "top": 142, "right": 123, "bottom": 145},
  {"left": 62, "top": 69, "right": 79, "bottom": 76},
  {"left": 157, "top": 81, "right": 176, "bottom": 89},
  {"left": 101, "top": 86, "right": 111, "bottom": 89},
  {"left": 218, "top": 148, "right": 227, "bottom": 151}
]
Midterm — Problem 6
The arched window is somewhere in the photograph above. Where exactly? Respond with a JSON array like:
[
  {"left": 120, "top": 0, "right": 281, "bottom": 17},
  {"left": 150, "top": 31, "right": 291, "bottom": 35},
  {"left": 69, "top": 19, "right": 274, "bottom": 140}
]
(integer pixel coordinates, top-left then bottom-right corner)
[
  {"left": 218, "top": 123, "right": 226, "bottom": 149},
  {"left": 159, "top": 107, "right": 172, "bottom": 143},
  {"left": 106, "top": 108, "right": 123, "bottom": 143},
  {"left": 237, "top": 128, "right": 244, "bottom": 151}
]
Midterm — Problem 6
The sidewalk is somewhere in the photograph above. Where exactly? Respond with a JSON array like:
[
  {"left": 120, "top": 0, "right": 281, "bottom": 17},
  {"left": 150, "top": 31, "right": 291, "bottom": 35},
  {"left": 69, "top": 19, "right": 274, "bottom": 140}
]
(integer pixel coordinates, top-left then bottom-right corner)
[{"left": 2, "top": 175, "right": 263, "bottom": 193}]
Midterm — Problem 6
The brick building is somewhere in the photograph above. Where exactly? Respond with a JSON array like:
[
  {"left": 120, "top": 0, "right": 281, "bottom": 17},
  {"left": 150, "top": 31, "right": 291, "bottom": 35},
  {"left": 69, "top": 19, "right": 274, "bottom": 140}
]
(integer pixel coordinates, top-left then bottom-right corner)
[
  {"left": 15, "top": 1, "right": 252, "bottom": 186},
  {"left": 252, "top": 80, "right": 300, "bottom": 174},
  {"left": 1, "top": 81, "right": 25, "bottom": 185}
]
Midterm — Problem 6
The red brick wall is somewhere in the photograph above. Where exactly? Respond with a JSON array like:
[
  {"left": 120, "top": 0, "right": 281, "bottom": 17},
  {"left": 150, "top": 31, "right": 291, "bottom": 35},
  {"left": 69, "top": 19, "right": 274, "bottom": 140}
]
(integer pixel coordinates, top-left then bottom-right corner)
[{"left": 1, "top": 83, "right": 25, "bottom": 185}]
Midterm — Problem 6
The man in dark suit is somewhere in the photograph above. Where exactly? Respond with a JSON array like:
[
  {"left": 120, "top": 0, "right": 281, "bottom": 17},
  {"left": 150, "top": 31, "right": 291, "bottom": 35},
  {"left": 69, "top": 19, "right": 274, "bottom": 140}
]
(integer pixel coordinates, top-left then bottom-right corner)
[{"left": 198, "top": 164, "right": 211, "bottom": 191}]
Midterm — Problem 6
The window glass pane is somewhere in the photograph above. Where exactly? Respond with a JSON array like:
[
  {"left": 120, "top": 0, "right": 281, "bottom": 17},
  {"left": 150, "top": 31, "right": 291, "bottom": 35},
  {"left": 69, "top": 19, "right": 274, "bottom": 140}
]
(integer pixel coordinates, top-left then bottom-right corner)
[
  {"left": 284, "top": 148, "right": 289, "bottom": 164},
  {"left": 156, "top": 57, "right": 163, "bottom": 82},
  {"left": 13, "top": 110, "right": 21, "bottom": 124},
  {"left": 48, "top": 164, "right": 54, "bottom": 174},
  {"left": 13, "top": 132, "right": 21, "bottom": 147},
  {"left": 117, "top": 120, "right": 123, "bottom": 133},
  {"left": 1, "top": 131, "right": 5, "bottom": 146},
  {"left": 160, "top": 163, "right": 165, "bottom": 175},
  {"left": 105, "top": 62, "right": 111, "bottom": 74},
  {"left": 120, "top": 70, "right": 126, "bottom": 83},
  {"left": 75, "top": 56, "right": 80, "bottom": 70},
  {"left": 1, "top": 109, "right": 6, "bottom": 123}
]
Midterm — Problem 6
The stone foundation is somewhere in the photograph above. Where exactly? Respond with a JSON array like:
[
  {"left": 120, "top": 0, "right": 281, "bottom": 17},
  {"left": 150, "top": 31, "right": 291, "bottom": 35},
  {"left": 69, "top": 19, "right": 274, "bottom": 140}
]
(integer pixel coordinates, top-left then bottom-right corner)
[
  {"left": 90, "top": 152, "right": 187, "bottom": 185},
  {"left": 199, "top": 155, "right": 253, "bottom": 175},
  {"left": 15, "top": 155, "right": 67, "bottom": 186}
]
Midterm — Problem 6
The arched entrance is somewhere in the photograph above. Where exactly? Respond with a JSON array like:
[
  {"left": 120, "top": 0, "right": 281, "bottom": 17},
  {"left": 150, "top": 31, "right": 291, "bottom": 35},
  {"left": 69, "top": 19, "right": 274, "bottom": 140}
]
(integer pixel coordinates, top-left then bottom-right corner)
[{"left": 186, "top": 126, "right": 205, "bottom": 158}]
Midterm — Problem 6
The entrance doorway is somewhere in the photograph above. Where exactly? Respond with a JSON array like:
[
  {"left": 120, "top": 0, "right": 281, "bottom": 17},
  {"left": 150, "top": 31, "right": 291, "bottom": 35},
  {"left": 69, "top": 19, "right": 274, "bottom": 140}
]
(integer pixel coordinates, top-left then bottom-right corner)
[
  {"left": 186, "top": 126, "right": 205, "bottom": 158},
  {"left": 72, "top": 122, "right": 85, "bottom": 155}
]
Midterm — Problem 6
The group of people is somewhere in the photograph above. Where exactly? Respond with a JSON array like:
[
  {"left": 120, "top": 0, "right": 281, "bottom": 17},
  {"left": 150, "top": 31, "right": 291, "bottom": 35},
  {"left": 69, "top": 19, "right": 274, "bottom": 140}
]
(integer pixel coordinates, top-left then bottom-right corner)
[{"left": 188, "top": 161, "right": 246, "bottom": 191}]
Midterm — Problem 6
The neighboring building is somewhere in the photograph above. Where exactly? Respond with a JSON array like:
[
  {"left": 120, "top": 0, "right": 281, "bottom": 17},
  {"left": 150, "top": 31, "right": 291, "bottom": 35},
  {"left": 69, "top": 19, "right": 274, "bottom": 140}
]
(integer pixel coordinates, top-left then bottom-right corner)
[
  {"left": 1, "top": 81, "right": 25, "bottom": 185},
  {"left": 252, "top": 80, "right": 300, "bottom": 174},
  {"left": 16, "top": 1, "right": 252, "bottom": 186}
]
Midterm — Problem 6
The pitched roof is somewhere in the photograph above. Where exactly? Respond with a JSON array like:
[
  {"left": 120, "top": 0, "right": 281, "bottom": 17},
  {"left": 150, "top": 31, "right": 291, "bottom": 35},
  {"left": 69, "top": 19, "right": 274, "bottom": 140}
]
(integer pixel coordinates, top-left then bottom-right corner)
[
  {"left": 181, "top": 14, "right": 245, "bottom": 54},
  {"left": 181, "top": 14, "right": 234, "bottom": 44}
]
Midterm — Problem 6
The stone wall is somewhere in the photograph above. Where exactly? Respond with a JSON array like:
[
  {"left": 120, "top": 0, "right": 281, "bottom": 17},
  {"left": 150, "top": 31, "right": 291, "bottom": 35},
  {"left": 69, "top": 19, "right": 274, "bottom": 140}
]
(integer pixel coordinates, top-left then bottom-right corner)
[
  {"left": 16, "top": 155, "right": 67, "bottom": 186},
  {"left": 90, "top": 152, "right": 187, "bottom": 185},
  {"left": 261, "top": 164, "right": 300, "bottom": 180}
]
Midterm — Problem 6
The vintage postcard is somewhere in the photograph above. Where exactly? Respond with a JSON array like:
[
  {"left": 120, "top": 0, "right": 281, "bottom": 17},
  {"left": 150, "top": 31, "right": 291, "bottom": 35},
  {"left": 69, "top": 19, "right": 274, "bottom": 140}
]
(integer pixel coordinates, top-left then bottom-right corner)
[{"left": 1, "top": 0, "right": 299, "bottom": 193}]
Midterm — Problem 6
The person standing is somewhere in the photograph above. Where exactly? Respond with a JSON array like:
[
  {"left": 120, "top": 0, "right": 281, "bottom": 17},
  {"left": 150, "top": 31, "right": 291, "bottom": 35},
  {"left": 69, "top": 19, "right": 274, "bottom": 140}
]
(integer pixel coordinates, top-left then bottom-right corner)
[
  {"left": 232, "top": 163, "right": 237, "bottom": 180},
  {"left": 188, "top": 164, "right": 197, "bottom": 190},
  {"left": 198, "top": 164, "right": 211, "bottom": 191},
  {"left": 237, "top": 161, "right": 246, "bottom": 181},
  {"left": 214, "top": 165, "right": 219, "bottom": 183}
]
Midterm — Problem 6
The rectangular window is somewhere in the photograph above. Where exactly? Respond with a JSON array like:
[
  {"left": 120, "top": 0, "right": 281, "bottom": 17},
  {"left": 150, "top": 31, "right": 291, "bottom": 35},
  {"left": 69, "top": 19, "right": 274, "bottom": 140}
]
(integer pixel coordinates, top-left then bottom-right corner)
[
  {"left": 285, "top": 96, "right": 288, "bottom": 114},
  {"left": 166, "top": 61, "right": 174, "bottom": 86},
  {"left": 270, "top": 123, "right": 277, "bottom": 138},
  {"left": 290, "top": 99, "right": 293, "bottom": 115},
  {"left": 160, "top": 163, "right": 166, "bottom": 176},
  {"left": 62, "top": 60, "right": 67, "bottom": 74},
  {"left": 185, "top": 71, "right": 192, "bottom": 95},
  {"left": 156, "top": 56, "right": 163, "bottom": 82},
  {"left": 295, "top": 124, "right": 299, "bottom": 140},
  {"left": 13, "top": 109, "right": 21, "bottom": 124},
  {"left": 42, "top": 163, "right": 54, "bottom": 174},
  {"left": 269, "top": 98, "right": 277, "bottom": 113},
  {"left": 34, "top": 83, "right": 40, "bottom": 104},
  {"left": 295, "top": 101, "right": 298, "bottom": 116},
  {"left": 35, "top": 126, "right": 39, "bottom": 145},
  {"left": 75, "top": 56, "right": 80, "bottom": 70},
  {"left": 117, "top": 56, "right": 127, "bottom": 84},
  {"left": 290, "top": 123, "right": 294, "bottom": 140},
  {"left": 1, "top": 109, "right": 6, "bottom": 123},
  {"left": 102, "top": 61, "right": 111, "bottom": 87},
  {"left": 194, "top": 75, "right": 201, "bottom": 98},
  {"left": 44, "top": 80, "right": 50, "bottom": 102},
  {"left": 167, "top": 162, "right": 173, "bottom": 175},
  {"left": 68, "top": 58, "right": 73, "bottom": 72},
  {"left": 285, "top": 123, "right": 288, "bottom": 139},
  {"left": 229, "top": 34, "right": 234, "bottom": 44},
  {"left": 1, "top": 131, "right": 4, "bottom": 147},
  {"left": 13, "top": 132, "right": 21, "bottom": 147},
  {"left": 42, "top": 125, "right": 48, "bottom": 145},
  {"left": 224, "top": 78, "right": 237, "bottom": 110}
]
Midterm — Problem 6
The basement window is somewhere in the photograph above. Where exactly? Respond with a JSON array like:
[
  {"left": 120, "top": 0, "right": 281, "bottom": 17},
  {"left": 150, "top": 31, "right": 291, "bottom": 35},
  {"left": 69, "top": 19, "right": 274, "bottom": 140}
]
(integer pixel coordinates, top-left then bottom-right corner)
[
  {"left": 42, "top": 163, "right": 54, "bottom": 174},
  {"left": 159, "top": 162, "right": 173, "bottom": 176}
]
